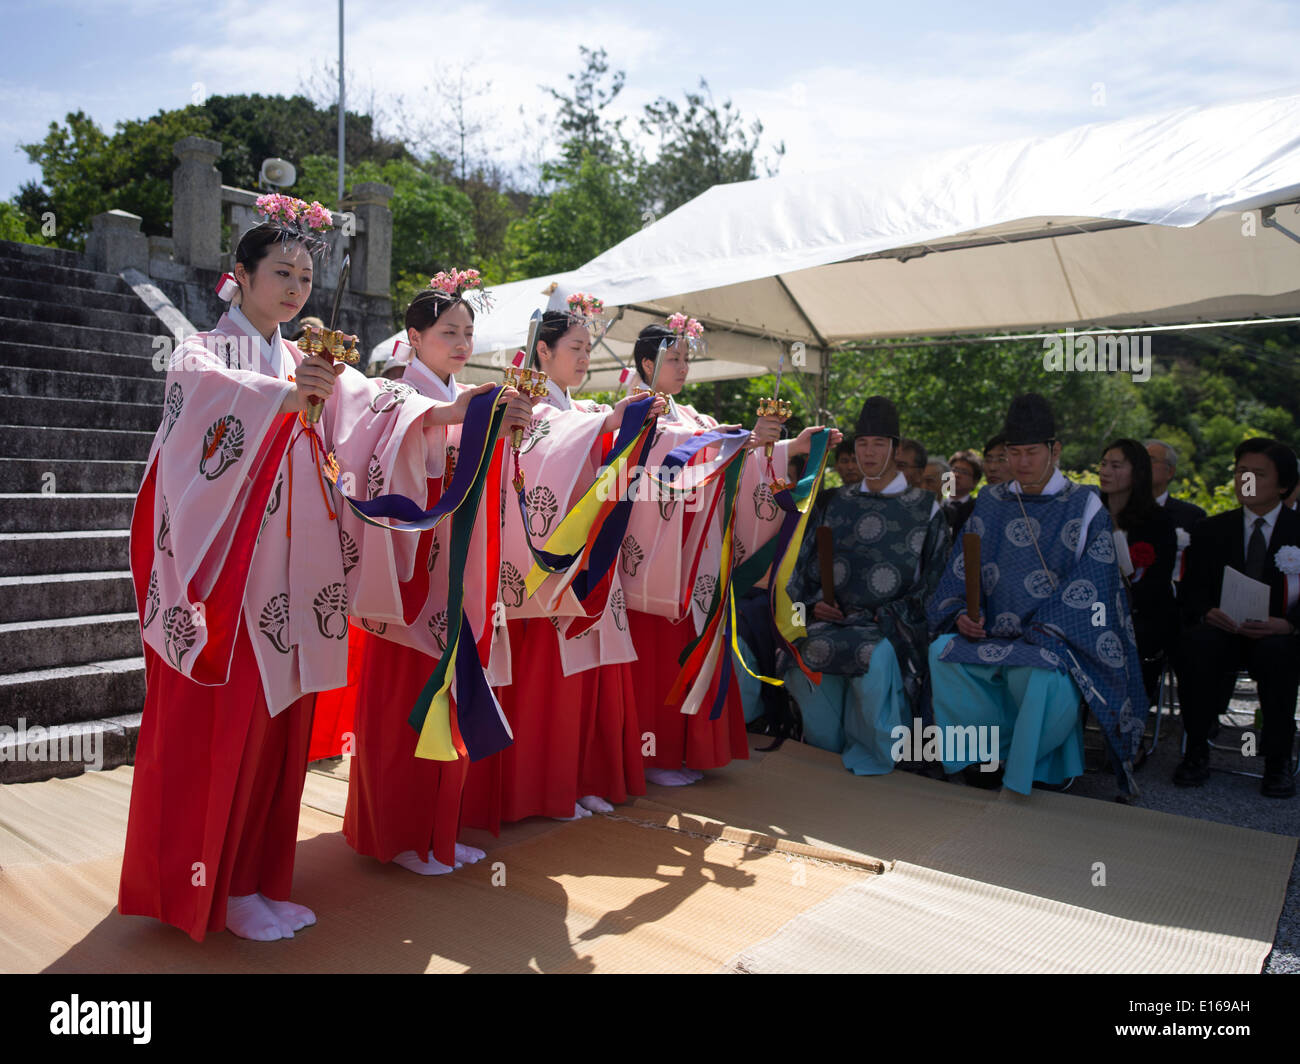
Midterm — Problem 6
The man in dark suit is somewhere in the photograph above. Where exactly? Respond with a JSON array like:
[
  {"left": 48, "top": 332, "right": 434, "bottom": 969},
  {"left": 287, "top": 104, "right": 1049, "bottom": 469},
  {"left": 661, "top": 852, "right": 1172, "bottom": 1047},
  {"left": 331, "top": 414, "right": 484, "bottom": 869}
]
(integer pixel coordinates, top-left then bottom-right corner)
[
  {"left": 1147, "top": 439, "right": 1206, "bottom": 580},
  {"left": 943, "top": 449, "right": 981, "bottom": 533},
  {"left": 1174, "top": 438, "right": 1300, "bottom": 797}
]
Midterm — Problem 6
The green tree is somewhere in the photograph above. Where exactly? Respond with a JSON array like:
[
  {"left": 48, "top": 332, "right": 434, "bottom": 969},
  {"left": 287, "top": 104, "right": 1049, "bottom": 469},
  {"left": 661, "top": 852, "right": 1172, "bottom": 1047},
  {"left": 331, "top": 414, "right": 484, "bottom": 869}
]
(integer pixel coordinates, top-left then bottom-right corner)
[
  {"left": 18, "top": 95, "right": 410, "bottom": 250},
  {"left": 640, "top": 78, "right": 785, "bottom": 216},
  {"left": 290, "top": 153, "right": 478, "bottom": 323},
  {"left": 546, "top": 46, "right": 633, "bottom": 169},
  {"left": 504, "top": 153, "right": 642, "bottom": 278},
  {"left": 816, "top": 342, "right": 1154, "bottom": 476},
  {"left": 18, "top": 108, "right": 204, "bottom": 246},
  {"left": 0, "top": 201, "right": 52, "bottom": 245}
]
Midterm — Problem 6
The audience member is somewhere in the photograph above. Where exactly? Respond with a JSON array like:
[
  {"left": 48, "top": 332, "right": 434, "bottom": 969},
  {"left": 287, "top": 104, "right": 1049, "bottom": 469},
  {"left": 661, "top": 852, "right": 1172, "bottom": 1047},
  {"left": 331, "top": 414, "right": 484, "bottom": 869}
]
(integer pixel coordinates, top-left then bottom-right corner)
[
  {"left": 897, "top": 438, "right": 928, "bottom": 489},
  {"left": 1146, "top": 439, "right": 1206, "bottom": 580},
  {"left": 1174, "top": 438, "right": 1299, "bottom": 797},
  {"left": 1099, "top": 439, "right": 1177, "bottom": 708}
]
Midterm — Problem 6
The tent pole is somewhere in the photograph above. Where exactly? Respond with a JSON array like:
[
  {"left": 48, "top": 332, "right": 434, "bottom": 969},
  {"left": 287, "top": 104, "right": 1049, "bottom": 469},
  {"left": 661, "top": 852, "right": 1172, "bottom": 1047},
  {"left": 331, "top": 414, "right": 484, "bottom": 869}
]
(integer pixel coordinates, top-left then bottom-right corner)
[{"left": 818, "top": 347, "right": 831, "bottom": 425}]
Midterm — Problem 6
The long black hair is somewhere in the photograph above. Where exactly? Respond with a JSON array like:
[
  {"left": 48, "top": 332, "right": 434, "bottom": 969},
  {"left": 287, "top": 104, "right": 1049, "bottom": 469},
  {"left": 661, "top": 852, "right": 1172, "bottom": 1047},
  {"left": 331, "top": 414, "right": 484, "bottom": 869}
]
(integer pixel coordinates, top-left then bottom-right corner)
[
  {"left": 633, "top": 323, "right": 673, "bottom": 383},
  {"left": 234, "top": 221, "right": 325, "bottom": 274},
  {"left": 404, "top": 288, "right": 476, "bottom": 333},
  {"left": 533, "top": 310, "right": 580, "bottom": 369},
  {"left": 1100, "top": 437, "right": 1160, "bottom": 531}
]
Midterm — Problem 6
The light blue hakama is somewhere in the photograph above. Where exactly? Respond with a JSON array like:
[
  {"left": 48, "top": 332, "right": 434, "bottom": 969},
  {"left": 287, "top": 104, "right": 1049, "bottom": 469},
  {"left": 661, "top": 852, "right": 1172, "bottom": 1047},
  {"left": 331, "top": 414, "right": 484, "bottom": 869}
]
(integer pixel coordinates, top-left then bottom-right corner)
[
  {"left": 784, "top": 638, "right": 906, "bottom": 775},
  {"left": 734, "top": 637, "right": 765, "bottom": 725},
  {"left": 928, "top": 633, "right": 1085, "bottom": 794}
]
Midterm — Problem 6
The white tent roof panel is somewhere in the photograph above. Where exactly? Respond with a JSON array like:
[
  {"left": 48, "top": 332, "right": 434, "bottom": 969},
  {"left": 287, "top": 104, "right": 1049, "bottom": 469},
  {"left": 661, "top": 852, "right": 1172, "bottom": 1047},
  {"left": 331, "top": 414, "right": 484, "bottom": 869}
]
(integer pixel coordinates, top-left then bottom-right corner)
[{"left": 375, "top": 92, "right": 1300, "bottom": 379}]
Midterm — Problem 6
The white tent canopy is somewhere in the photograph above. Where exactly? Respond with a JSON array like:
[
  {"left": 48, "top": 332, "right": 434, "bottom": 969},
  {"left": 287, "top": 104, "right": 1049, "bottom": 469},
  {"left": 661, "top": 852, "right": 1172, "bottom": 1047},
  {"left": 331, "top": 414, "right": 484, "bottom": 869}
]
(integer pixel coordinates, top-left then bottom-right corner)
[{"left": 376, "top": 92, "right": 1300, "bottom": 394}]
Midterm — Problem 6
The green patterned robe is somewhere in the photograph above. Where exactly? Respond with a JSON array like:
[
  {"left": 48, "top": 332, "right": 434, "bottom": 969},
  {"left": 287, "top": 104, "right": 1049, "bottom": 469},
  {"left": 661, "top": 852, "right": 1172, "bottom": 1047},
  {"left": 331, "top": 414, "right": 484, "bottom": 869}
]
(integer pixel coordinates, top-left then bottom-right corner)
[{"left": 783, "top": 483, "right": 951, "bottom": 713}]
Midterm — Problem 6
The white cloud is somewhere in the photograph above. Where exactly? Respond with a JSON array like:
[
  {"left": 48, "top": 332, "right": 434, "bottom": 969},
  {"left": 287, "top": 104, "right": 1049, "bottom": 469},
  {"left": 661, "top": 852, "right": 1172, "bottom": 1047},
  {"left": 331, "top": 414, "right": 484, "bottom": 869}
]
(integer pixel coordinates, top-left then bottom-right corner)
[
  {"left": 6, "top": 0, "right": 1300, "bottom": 199},
  {"left": 737, "top": 0, "right": 1300, "bottom": 176}
]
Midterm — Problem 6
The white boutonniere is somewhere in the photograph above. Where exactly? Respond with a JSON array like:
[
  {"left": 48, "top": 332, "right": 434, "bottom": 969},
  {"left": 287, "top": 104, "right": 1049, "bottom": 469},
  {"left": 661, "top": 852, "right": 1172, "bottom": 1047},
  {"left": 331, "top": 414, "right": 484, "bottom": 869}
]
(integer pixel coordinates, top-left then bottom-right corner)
[{"left": 1275, "top": 545, "right": 1300, "bottom": 576}]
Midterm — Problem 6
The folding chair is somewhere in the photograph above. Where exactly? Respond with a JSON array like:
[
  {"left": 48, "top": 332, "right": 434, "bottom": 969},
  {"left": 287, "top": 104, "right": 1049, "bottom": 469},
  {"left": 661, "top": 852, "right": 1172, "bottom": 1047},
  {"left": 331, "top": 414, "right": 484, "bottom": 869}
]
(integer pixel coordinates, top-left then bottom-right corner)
[{"left": 1179, "top": 667, "right": 1300, "bottom": 779}]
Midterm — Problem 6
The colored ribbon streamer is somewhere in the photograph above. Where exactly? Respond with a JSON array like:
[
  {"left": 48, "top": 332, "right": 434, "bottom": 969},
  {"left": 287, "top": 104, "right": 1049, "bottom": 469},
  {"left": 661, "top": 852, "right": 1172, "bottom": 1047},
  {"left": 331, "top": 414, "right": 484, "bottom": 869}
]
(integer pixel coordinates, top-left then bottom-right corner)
[
  {"left": 646, "top": 427, "right": 751, "bottom": 496},
  {"left": 724, "top": 429, "right": 832, "bottom": 689},
  {"left": 665, "top": 444, "right": 749, "bottom": 718},
  {"left": 520, "top": 396, "right": 657, "bottom": 595},
  {"left": 405, "top": 393, "right": 513, "bottom": 762},
  {"left": 768, "top": 429, "right": 833, "bottom": 685},
  {"left": 328, "top": 386, "right": 506, "bottom": 533}
]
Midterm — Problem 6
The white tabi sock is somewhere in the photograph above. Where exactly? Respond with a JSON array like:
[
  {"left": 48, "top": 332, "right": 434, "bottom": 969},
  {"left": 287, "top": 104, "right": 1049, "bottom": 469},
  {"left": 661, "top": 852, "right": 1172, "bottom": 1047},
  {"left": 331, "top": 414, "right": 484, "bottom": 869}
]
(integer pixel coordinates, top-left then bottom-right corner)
[
  {"left": 259, "top": 895, "right": 316, "bottom": 935},
  {"left": 680, "top": 767, "right": 705, "bottom": 782},
  {"left": 392, "top": 849, "right": 457, "bottom": 876},
  {"left": 226, "top": 893, "right": 285, "bottom": 941},
  {"left": 644, "top": 767, "right": 697, "bottom": 787},
  {"left": 579, "top": 794, "right": 614, "bottom": 813},
  {"left": 553, "top": 801, "right": 593, "bottom": 821},
  {"left": 455, "top": 843, "right": 486, "bottom": 864}
]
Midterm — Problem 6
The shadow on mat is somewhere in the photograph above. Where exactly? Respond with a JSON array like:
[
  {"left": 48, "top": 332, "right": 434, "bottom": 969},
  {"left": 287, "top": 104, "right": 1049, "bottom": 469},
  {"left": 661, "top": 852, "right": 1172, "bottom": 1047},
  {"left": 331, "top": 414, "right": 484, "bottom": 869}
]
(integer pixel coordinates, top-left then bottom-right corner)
[
  {"left": 643, "top": 741, "right": 1294, "bottom": 944},
  {"left": 43, "top": 819, "right": 761, "bottom": 974}
]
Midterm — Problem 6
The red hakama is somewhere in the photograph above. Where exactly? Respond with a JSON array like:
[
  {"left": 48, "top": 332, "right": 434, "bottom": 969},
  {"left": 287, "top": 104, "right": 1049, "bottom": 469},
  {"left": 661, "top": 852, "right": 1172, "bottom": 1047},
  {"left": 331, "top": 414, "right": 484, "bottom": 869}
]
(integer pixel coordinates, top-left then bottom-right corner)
[
  {"left": 578, "top": 657, "right": 644, "bottom": 805},
  {"left": 307, "top": 624, "right": 365, "bottom": 762},
  {"left": 627, "top": 609, "right": 749, "bottom": 772},
  {"left": 118, "top": 624, "right": 315, "bottom": 942},
  {"left": 461, "top": 618, "right": 645, "bottom": 828},
  {"left": 343, "top": 630, "right": 468, "bottom": 869}
]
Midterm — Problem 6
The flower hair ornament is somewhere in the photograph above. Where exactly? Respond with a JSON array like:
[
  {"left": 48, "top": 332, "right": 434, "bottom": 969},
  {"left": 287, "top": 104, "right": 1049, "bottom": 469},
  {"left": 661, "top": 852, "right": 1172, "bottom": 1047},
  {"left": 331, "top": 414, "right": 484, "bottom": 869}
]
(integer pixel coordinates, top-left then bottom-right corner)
[
  {"left": 666, "top": 312, "right": 704, "bottom": 340},
  {"left": 215, "top": 194, "right": 334, "bottom": 302},
  {"left": 565, "top": 291, "right": 605, "bottom": 327},
  {"left": 257, "top": 192, "right": 333, "bottom": 230},
  {"left": 665, "top": 312, "right": 706, "bottom": 354},
  {"left": 428, "top": 267, "right": 493, "bottom": 313}
]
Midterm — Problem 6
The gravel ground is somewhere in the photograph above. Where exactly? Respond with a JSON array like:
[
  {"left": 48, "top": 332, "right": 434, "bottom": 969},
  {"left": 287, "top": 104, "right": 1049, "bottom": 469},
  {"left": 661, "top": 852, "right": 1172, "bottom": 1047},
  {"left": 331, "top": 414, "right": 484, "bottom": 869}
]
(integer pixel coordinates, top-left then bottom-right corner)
[{"left": 1062, "top": 676, "right": 1299, "bottom": 973}]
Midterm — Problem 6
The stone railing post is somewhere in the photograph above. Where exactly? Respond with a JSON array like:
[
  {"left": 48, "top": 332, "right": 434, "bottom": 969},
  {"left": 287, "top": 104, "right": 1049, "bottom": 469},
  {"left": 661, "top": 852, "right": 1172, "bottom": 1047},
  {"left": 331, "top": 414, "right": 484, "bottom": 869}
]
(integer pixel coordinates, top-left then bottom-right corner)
[
  {"left": 350, "top": 182, "right": 393, "bottom": 296},
  {"left": 86, "top": 209, "right": 148, "bottom": 275},
  {"left": 172, "top": 136, "right": 223, "bottom": 270}
]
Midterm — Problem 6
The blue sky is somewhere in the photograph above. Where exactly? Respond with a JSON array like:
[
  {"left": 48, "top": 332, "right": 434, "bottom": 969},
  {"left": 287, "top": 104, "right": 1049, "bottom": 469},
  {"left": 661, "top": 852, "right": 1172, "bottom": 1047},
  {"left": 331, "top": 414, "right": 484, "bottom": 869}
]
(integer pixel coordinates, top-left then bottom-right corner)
[{"left": 3, "top": 0, "right": 1299, "bottom": 199}]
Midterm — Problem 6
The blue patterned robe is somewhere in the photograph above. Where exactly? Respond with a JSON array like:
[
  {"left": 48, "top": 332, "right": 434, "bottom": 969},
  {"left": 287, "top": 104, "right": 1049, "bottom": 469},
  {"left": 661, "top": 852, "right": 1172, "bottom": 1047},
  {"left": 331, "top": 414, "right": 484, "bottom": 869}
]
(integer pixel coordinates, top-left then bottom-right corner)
[{"left": 927, "top": 478, "right": 1147, "bottom": 789}]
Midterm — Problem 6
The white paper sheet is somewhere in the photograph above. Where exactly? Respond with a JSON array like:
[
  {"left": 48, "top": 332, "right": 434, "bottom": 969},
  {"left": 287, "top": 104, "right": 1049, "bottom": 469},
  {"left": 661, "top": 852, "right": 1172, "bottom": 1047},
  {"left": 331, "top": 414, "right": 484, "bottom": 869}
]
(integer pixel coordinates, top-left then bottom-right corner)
[
  {"left": 1114, "top": 530, "right": 1133, "bottom": 577},
  {"left": 1220, "top": 566, "right": 1271, "bottom": 625}
]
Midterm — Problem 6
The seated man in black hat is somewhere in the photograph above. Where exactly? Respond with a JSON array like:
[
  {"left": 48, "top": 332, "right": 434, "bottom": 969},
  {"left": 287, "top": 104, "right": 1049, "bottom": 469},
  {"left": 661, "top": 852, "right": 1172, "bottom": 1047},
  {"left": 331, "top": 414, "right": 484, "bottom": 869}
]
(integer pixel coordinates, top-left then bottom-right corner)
[
  {"left": 781, "top": 396, "right": 950, "bottom": 773},
  {"left": 1174, "top": 437, "right": 1300, "bottom": 797},
  {"left": 927, "top": 393, "right": 1148, "bottom": 795}
]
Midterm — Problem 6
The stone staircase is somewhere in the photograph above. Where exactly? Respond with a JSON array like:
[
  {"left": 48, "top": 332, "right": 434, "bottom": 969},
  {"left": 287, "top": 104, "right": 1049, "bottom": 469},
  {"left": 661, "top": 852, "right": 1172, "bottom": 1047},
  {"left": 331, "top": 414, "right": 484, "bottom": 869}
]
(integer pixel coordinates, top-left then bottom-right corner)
[{"left": 0, "top": 239, "right": 168, "bottom": 783}]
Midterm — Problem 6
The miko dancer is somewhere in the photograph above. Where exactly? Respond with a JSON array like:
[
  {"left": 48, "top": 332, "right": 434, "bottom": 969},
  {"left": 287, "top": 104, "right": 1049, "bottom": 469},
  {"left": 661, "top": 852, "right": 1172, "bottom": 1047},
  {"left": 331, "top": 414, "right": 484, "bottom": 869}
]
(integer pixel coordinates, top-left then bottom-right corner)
[
  {"left": 620, "top": 317, "right": 831, "bottom": 786},
  {"left": 119, "top": 200, "right": 475, "bottom": 940},
  {"left": 466, "top": 299, "right": 667, "bottom": 828},
  {"left": 317, "top": 271, "right": 534, "bottom": 875}
]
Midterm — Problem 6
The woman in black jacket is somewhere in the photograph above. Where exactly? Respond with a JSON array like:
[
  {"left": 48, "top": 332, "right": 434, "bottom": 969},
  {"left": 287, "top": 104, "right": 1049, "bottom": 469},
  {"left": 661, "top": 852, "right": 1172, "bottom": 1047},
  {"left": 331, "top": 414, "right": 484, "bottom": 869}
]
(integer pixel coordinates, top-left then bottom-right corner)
[{"left": 1099, "top": 438, "right": 1178, "bottom": 709}]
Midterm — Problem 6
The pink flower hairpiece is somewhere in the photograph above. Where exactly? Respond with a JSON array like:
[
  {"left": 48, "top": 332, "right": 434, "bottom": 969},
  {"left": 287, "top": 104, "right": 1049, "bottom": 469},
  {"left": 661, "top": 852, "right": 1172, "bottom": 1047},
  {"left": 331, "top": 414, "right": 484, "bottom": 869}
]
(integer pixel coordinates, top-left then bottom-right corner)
[
  {"left": 666, "top": 312, "right": 704, "bottom": 340},
  {"left": 428, "top": 267, "right": 493, "bottom": 311},
  {"left": 566, "top": 292, "right": 605, "bottom": 322},
  {"left": 255, "top": 193, "right": 334, "bottom": 232}
]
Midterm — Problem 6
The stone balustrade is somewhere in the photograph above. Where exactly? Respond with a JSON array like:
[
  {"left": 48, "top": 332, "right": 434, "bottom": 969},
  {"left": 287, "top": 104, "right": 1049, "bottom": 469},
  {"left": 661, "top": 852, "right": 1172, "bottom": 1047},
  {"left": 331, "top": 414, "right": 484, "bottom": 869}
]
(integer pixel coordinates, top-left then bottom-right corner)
[{"left": 85, "top": 135, "right": 395, "bottom": 361}]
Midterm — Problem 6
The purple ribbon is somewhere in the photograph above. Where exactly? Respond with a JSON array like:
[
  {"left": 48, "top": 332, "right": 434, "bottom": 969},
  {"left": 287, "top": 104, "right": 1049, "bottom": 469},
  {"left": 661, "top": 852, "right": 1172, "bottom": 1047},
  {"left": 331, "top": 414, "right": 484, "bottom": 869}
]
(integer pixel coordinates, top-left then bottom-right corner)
[{"left": 343, "top": 385, "right": 505, "bottom": 531}]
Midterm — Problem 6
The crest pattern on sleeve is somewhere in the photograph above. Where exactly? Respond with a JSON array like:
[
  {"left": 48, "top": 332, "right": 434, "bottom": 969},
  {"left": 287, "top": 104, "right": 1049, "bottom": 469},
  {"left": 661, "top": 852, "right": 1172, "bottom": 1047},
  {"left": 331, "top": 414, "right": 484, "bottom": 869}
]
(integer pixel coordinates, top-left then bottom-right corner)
[{"left": 199, "top": 415, "right": 245, "bottom": 480}]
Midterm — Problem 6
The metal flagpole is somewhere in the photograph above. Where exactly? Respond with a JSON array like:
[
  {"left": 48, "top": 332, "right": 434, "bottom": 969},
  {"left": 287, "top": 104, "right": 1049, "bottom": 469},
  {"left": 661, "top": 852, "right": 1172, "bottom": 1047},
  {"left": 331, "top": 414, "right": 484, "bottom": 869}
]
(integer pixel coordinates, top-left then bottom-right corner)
[{"left": 337, "top": 0, "right": 345, "bottom": 207}]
